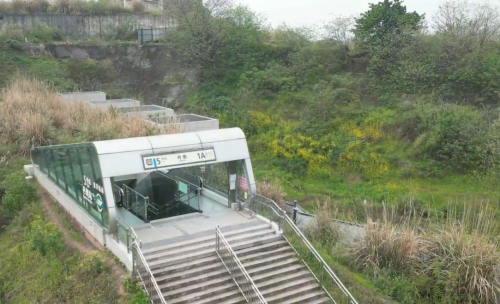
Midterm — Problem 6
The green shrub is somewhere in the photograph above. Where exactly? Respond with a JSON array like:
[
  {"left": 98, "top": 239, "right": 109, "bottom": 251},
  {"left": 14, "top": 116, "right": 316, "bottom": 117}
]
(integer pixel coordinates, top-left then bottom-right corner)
[
  {"left": 402, "top": 102, "right": 500, "bottom": 172},
  {"left": 27, "top": 24, "right": 61, "bottom": 44},
  {"left": 1, "top": 173, "right": 37, "bottom": 218},
  {"left": 104, "top": 20, "right": 138, "bottom": 41},
  {"left": 66, "top": 59, "right": 115, "bottom": 84},
  {"left": 124, "top": 278, "right": 149, "bottom": 304},
  {"left": 0, "top": 25, "right": 25, "bottom": 52},
  {"left": 25, "top": 0, "right": 50, "bottom": 13},
  {"left": 27, "top": 214, "right": 65, "bottom": 256}
]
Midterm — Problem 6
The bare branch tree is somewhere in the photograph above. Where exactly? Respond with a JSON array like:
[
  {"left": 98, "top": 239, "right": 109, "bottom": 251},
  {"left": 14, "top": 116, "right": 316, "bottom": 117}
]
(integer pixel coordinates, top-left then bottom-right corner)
[
  {"left": 433, "top": 0, "right": 500, "bottom": 47},
  {"left": 163, "top": 0, "right": 236, "bottom": 67},
  {"left": 323, "top": 15, "right": 355, "bottom": 44}
]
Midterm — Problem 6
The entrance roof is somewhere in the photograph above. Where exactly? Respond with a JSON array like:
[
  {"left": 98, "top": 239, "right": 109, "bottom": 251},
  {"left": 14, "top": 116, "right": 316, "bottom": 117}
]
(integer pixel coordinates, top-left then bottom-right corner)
[{"left": 93, "top": 128, "right": 250, "bottom": 178}]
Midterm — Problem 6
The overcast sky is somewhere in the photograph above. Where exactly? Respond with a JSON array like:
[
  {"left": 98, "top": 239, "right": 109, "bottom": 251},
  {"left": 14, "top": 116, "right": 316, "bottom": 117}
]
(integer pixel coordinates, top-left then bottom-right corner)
[{"left": 238, "top": 0, "right": 498, "bottom": 28}]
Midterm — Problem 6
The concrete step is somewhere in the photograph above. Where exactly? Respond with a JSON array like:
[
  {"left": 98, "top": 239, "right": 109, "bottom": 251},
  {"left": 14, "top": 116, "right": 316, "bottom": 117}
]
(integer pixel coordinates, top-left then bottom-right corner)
[
  {"left": 252, "top": 264, "right": 308, "bottom": 284},
  {"left": 166, "top": 282, "right": 240, "bottom": 304},
  {"left": 153, "top": 257, "right": 223, "bottom": 281},
  {"left": 148, "top": 234, "right": 282, "bottom": 269},
  {"left": 161, "top": 275, "right": 234, "bottom": 299},
  {"left": 256, "top": 270, "right": 313, "bottom": 291},
  {"left": 245, "top": 257, "right": 297, "bottom": 278},
  {"left": 243, "top": 251, "right": 297, "bottom": 270},
  {"left": 279, "top": 291, "right": 333, "bottom": 304},
  {"left": 187, "top": 288, "right": 246, "bottom": 304},
  {"left": 151, "top": 255, "right": 219, "bottom": 276},
  {"left": 157, "top": 267, "right": 230, "bottom": 291},
  {"left": 234, "top": 239, "right": 289, "bottom": 257},
  {"left": 145, "top": 229, "right": 275, "bottom": 262},
  {"left": 142, "top": 223, "right": 272, "bottom": 256},
  {"left": 265, "top": 283, "right": 320, "bottom": 304},
  {"left": 260, "top": 276, "right": 318, "bottom": 298},
  {"left": 238, "top": 246, "right": 293, "bottom": 263},
  {"left": 141, "top": 221, "right": 267, "bottom": 250}
]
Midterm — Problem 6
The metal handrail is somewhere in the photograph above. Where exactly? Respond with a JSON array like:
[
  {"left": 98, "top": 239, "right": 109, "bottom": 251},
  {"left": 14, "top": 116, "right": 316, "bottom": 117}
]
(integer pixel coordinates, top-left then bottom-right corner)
[
  {"left": 250, "top": 194, "right": 359, "bottom": 304},
  {"left": 157, "top": 170, "right": 202, "bottom": 212},
  {"left": 122, "top": 184, "right": 149, "bottom": 221},
  {"left": 215, "top": 226, "right": 267, "bottom": 304},
  {"left": 131, "top": 242, "right": 166, "bottom": 304},
  {"left": 116, "top": 218, "right": 142, "bottom": 252}
]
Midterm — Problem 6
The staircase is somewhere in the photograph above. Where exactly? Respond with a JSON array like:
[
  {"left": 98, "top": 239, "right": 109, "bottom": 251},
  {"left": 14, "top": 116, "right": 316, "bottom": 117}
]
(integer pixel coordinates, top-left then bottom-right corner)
[
  {"left": 232, "top": 232, "right": 333, "bottom": 303},
  {"left": 139, "top": 221, "right": 333, "bottom": 303}
]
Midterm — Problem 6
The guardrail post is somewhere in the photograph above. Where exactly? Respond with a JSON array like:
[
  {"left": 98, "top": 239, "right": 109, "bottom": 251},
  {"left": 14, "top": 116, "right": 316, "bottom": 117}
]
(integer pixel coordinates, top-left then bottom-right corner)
[
  {"left": 145, "top": 197, "right": 150, "bottom": 223},
  {"left": 126, "top": 228, "right": 130, "bottom": 253},
  {"left": 131, "top": 245, "right": 136, "bottom": 283},
  {"left": 197, "top": 188, "right": 201, "bottom": 212},
  {"left": 134, "top": 192, "right": 138, "bottom": 214}
]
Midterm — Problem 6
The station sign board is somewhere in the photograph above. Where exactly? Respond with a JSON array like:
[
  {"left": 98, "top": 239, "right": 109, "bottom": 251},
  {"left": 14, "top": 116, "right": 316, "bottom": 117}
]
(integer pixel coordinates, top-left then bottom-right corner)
[{"left": 142, "top": 149, "right": 216, "bottom": 170}]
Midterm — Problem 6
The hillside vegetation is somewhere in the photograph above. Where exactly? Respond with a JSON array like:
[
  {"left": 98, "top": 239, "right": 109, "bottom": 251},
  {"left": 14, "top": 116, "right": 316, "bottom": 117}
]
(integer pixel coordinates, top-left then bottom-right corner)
[
  {"left": 164, "top": 0, "right": 500, "bottom": 213},
  {"left": 0, "top": 79, "right": 184, "bottom": 303},
  {"left": 1, "top": 0, "right": 500, "bottom": 303},
  {"left": 162, "top": 0, "right": 500, "bottom": 303}
]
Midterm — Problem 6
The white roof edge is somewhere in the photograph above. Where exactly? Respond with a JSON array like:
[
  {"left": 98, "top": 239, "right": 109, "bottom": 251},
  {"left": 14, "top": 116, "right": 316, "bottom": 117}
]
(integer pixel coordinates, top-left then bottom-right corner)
[{"left": 92, "top": 127, "right": 245, "bottom": 155}]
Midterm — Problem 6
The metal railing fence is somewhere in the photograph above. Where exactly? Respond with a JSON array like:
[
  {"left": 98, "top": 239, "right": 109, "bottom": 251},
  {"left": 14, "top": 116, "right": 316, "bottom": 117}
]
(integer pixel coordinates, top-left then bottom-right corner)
[
  {"left": 246, "top": 194, "right": 358, "bottom": 304},
  {"left": 215, "top": 226, "right": 267, "bottom": 304},
  {"left": 131, "top": 242, "right": 167, "bottom": 304}
]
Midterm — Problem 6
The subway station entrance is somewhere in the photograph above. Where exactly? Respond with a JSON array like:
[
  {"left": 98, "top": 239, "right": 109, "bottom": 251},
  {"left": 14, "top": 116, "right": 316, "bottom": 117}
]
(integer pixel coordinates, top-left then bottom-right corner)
[{"left": 30, "top": 128, "right": 257, "bottom": 247}]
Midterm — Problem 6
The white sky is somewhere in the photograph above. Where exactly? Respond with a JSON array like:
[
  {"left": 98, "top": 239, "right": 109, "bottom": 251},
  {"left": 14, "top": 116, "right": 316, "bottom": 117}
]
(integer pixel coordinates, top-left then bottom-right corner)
[{"left": 238, "top": 0, "right": 499, "bottom": 28}]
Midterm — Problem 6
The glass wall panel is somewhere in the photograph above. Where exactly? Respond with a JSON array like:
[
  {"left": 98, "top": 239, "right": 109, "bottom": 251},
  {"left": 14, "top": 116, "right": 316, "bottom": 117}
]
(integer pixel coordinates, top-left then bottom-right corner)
[
  {"left": 64, "top": 149, "right": 77, "bottom": 201},
  {"left": 32, "top": 143, "right": 108, "bottom": 227},
  {"left": 236, "top": 160, "right": 249, "bottom": 204},
  {"left": 68, "top": 148, "right": 84, "bottom": 206},
  {"left": 204, "top": 163, "right": 229, "bottom": 195}
]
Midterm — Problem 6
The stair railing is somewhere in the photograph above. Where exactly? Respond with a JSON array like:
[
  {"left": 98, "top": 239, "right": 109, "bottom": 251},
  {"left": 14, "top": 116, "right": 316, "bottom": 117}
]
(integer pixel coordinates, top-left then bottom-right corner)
[
  {"left": 131, "top": 242, "right": 167, "bottom": 304},
  {"left": 115, "top": 218, "right": 142, "bottom": 252},
  {"left": 215, "top": 226, "right": 267, "bottom": 304},
  {"left": 247, "top": 194, "right": 359, "bottom": 304}
]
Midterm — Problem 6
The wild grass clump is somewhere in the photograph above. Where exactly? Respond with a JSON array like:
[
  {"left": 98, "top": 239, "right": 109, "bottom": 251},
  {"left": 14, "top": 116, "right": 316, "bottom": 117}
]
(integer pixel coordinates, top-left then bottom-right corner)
[
  {"left": 256, "top": 179, "right": 286, "bottom": 206},
  {"left": 352, "top": 220, "right": 433, "bottom": 273},
  {"left": 350, "top": 203, "right": 500, "bottom": 304},
  {"left": 305, "top": 201, "right": 343, "bottom": 248},
  {"left": 0, "top": 77, "right": 181, "bottom": 154},
  {"left": 24, "top": 0, "right": 50, "bottom": 13},
  {"left": 131, "top": 0, "right": 145, "bottom": 13}
]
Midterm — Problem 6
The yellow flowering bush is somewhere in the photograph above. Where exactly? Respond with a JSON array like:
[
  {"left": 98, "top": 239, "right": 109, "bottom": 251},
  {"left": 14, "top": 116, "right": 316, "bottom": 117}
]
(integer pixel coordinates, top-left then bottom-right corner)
[{"left": 250, "top": 108, "right": 393, "bottom": 179}]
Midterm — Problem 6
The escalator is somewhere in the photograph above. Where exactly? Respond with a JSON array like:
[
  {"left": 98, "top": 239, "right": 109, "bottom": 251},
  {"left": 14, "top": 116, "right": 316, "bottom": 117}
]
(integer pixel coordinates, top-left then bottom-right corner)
[{"left": 118, "top": 171, "right": 201, "bottom": 222}]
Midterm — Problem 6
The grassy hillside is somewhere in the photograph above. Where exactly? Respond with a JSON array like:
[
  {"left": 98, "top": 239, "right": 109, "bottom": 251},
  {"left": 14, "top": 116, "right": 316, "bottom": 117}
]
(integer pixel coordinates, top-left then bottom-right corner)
[{"left": 2, "top": 0, "right": 500, "bottom": 303}]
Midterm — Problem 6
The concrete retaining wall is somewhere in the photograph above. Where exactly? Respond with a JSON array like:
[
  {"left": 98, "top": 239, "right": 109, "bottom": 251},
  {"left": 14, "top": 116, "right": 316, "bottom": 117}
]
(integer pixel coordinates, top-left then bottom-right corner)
[
  {"left": 89, "top": 98, "right": 141, "bottom": 110},
  {"left": 59, "top": 91, "right": 106, "bottom": 102},
  {"left": 119, "top": 105, "right": 175, "bottom": 118},
  {"left": 0, "top": 14, "right": 175, "bottom": 39},
  {"left": 146, "top": 114, "right": 219, "bottom": 133}
]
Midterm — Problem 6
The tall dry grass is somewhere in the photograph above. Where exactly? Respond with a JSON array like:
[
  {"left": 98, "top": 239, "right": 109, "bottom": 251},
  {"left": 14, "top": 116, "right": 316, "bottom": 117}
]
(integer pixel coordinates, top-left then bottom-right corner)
[
  {"left": 130, "top": 0, "right": 145, "bottom": 13},
  {"left": 256, "top": 179, "right": 286, "bottom": 207},
  {"left": 351, "top": 202, "right": 500, "bottom": 303},
  {"left": 305, "top": 200, "right": 343, "bottom": 248},
  {"left": 0, "top": 78, "right": 181, "bottom": 154},
  {"left": 351, "top": 220, "right": 433, "bottom": 273}
]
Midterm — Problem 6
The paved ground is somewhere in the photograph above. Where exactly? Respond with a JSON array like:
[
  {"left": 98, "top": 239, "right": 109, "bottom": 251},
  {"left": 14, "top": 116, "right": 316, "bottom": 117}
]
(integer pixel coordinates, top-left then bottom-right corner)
[{"left": 118, "top": 196, "right": 261, "bottom": 245}]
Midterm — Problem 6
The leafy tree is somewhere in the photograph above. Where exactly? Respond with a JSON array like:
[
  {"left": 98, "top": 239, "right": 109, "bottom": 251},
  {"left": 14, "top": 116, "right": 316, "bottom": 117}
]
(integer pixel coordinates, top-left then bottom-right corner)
[
  {"left": 164, "top": 0, "right": 268, "bottom": 84},
  {"left": 353, "top": 0, "right": 426, "bottom": 90},
  {"left": 353, "top": 0, "right": 424, "bottom": 44}
]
